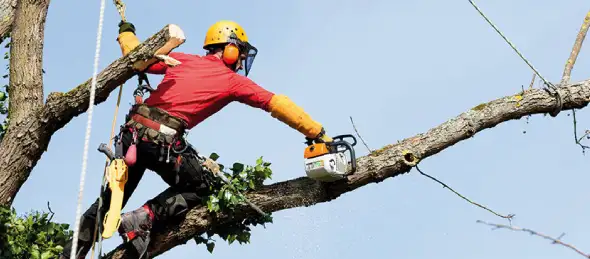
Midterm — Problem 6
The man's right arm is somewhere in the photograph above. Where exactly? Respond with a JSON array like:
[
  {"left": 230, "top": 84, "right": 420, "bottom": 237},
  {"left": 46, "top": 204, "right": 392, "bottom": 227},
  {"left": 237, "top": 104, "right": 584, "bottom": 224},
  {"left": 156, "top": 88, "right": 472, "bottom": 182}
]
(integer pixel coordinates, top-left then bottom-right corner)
[
  {"left": 117, "top": 21, "right": 171, "bottom": 74},
  {"left": 230, "top": 74, "right": 333, "bottom": 142}
]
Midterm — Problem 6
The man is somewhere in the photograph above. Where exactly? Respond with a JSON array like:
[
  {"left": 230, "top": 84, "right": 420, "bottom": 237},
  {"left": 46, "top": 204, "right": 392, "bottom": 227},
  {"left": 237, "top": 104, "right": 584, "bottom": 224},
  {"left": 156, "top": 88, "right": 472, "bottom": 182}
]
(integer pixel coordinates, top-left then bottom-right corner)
[{"left": 60, "top": 20, "right": 333, "bottom": 258}]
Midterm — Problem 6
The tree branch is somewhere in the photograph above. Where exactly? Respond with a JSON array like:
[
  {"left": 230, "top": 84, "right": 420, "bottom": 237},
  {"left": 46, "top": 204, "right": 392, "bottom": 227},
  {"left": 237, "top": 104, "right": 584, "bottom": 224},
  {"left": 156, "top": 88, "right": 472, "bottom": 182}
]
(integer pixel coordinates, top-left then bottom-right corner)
[
  {"left": 0, "top": 24, "right": 185, "bottom": 205},
  {"left": 560, "top": 9, "right": 590, "bottom": 85},
  {"left": 477, "top": 220, "right": 590, "bottom": 258},
  {"left": 105, "top": 80, "right": 590, "bottom": 258},
  {"left": 0, "top": 0, "right": 17, "bottom": 42}
]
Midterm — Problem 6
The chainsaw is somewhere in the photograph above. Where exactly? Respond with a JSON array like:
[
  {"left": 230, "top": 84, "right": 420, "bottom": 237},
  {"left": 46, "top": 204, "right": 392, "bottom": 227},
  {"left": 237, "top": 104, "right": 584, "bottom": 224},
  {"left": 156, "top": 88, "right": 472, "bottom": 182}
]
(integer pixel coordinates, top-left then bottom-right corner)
[{"left": 304, "top": 134, "right": 357, "bottom": 182}]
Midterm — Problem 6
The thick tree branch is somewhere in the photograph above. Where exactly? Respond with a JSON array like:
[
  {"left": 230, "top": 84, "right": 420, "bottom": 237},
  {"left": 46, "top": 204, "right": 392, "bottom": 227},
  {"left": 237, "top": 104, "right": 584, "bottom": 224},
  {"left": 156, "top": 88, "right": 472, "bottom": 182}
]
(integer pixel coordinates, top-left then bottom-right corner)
[
  {"left": 0, "top": 24, "right": 185, "bottom": 205},
  {"left": 0, "top": 0, "right": 16, "bottom": 41},
  {"left": 104, "top": 81, "right": 590, "bottom": 258},
  {"left": 8, "top": 0, "right": 48, "bottom": 124}
]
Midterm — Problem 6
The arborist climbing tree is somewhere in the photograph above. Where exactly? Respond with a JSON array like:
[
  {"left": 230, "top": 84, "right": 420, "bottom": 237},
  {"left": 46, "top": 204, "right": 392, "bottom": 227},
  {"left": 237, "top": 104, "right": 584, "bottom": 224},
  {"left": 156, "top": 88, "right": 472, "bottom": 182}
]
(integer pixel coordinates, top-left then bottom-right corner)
[{"left": 60, "top": 13, "right": 335, "bottom": 259}]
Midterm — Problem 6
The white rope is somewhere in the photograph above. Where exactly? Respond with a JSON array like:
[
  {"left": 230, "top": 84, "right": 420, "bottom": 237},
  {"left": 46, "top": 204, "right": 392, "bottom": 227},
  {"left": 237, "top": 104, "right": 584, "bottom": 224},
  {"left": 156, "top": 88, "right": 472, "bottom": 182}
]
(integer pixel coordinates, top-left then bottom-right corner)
[{"left": 70, "top": 0, "right": 107, "bottom": 257}]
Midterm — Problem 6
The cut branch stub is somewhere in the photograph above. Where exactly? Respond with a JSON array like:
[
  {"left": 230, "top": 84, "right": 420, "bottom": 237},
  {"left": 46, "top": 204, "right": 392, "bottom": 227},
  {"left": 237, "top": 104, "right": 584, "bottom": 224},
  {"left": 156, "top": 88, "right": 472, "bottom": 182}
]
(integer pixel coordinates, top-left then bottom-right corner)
[{"left": 402, "top": 149, "right": 419, "bottom": 166}]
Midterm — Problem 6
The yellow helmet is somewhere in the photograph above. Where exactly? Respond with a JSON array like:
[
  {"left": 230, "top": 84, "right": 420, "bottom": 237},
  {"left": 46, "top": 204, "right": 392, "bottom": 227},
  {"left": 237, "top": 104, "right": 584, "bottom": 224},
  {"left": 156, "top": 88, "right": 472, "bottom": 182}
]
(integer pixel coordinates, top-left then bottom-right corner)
[{"left": 203, "top": 20, "right": 258, "bottom": 76}]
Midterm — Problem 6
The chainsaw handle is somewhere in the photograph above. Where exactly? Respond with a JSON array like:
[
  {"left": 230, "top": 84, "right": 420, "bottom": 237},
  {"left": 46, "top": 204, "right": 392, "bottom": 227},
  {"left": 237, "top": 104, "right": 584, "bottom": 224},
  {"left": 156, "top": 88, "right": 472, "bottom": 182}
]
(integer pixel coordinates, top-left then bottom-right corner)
[
  {"left": 98, "top": 143, "right": 116, "bottom": 161},
  {"left": 331, "top": 134, "right": 357, "bottom": 147},
  {"left": 327, "top": 140, "right": 357, "bottom": 174}
]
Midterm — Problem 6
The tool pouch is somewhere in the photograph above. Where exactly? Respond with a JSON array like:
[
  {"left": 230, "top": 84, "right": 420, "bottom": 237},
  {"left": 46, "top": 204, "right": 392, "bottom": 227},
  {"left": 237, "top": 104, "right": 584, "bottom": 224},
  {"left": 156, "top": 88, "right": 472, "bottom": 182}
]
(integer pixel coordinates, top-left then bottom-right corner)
[{"left": 123, "top": 103, "right": 187, "bottom": 146}]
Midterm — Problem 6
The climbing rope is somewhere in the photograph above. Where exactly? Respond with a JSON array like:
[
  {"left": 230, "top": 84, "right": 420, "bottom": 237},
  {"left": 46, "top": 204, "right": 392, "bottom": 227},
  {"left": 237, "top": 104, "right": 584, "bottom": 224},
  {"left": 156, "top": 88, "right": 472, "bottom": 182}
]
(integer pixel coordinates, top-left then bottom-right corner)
[
  {"left": 70, "top": 0, "right": 107, "bottom": 257},
  {"left": 113, "top": 0, "right": 126, "bottom": 21},
  {"left": 89, "top": 85, "right": 124, "bottom": 258},
  {"left": 467, "top": 0, "right": 563, "bottom": 116}
]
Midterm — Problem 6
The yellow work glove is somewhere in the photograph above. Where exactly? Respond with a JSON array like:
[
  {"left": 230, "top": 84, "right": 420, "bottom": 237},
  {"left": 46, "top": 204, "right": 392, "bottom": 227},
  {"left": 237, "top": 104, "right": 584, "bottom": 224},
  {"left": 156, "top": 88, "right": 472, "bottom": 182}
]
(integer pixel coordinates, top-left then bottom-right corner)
[
  {"left": 117, "top": 21, "right": 141, "bottom": 56},
  {"left": 268, "top": 94, "right": 331, "bottom": 141}
]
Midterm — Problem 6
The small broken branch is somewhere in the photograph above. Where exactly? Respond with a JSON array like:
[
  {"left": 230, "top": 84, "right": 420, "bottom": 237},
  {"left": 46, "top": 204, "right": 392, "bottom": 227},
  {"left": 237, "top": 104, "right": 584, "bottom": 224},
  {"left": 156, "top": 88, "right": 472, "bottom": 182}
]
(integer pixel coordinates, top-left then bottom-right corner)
[
  {"left": 46, "top": 201, "right": 54, "bottom": 221},
  {"left": 416, "top": 165, "right": 514, "bottom": 220},
  {"left": 477, "top": 220, "right": 590, "bottom": 258},
  {"left": 560, "top": 9, "right": 590, "bottom": 85},
  {"left": 529, "top": 73, "right": 536, "bottom": 89}
]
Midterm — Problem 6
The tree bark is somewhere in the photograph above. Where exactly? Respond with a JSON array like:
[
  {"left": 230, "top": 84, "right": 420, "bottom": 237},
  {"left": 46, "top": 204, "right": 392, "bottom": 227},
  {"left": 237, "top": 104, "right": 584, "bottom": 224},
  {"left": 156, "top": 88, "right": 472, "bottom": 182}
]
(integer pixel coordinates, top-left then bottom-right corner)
[
  {"left": 9, "top": 0, "right": 48, "bottom": 125},
  {"left": 103, "top": 83, "right": 590, "bottom": 258},
  {"left": 0, "top": 24, "right": 185, "bottom": 205},
  {"left": 0, "top": 0, "right": 16, "bottom": 40}
]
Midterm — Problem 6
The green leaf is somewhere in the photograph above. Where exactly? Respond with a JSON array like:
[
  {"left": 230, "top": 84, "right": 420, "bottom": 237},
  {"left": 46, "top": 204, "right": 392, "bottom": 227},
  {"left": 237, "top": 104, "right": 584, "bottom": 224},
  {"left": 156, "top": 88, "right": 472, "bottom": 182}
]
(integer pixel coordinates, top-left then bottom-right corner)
[
  {"left": 193, "top": 236, "right": 208, "bottom": 245},
  {"left": 256, "top": 156, "right": 263, "bottom": 166},
  {"left": 231, "top": 163, "right": 244, "bottom": 173},
  {"left": 41, "top": 250, "right": 53, "bottom": 259},
  {"left": 227, "top": 234, "right": 236, "bottom": 244},
  {"left": 206, "top": 242, "right": 215, "bottom": 253},
  {"left": 209, "top": 152, "right": 220, "bottom": 161},
  {"left": 30, "top": 245, "right": 40, "bottom": 259}
]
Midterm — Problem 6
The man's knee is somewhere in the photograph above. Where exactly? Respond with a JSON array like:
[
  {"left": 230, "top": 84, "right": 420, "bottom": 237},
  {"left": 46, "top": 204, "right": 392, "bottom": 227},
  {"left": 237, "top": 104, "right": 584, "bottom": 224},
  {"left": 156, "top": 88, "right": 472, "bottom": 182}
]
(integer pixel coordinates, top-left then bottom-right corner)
[{"left": 148, "top": 188, "right": 189, "bottom": 221}]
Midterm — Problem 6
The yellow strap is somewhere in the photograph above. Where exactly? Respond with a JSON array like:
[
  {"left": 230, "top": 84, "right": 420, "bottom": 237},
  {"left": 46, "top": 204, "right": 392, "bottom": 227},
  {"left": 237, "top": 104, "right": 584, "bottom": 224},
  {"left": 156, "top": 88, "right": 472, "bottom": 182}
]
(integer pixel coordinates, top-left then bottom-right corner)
[{"left": 89, "top": 83, "right": 124, "bottom": 257}]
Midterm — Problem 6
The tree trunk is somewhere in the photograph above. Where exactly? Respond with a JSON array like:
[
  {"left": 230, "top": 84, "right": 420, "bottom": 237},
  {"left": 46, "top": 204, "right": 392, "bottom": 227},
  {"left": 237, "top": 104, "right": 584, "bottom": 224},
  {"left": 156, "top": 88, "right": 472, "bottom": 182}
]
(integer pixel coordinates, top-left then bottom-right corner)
[
  {"left": 0, "top": 0, "right": 48, "bottom": 205},
  {"left": 0, "top": 24, "right": 185, "bottom": 205},
  {"left": 9, "top": 0, "right": 47, "bottom": 124},
  {"left": 104, "top": 82, "right": 590, "bottom": 258}
]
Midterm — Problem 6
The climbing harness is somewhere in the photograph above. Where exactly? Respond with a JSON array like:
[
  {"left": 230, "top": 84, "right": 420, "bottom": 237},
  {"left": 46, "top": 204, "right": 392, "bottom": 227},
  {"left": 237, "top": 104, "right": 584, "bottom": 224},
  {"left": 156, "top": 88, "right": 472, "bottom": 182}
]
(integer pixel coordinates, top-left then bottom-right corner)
[
  {"left": 70, "top": 0, "right": 107, "bottom": 257},
  {"left": 467, "top": 0, "right": 563, "bottom": 116}
]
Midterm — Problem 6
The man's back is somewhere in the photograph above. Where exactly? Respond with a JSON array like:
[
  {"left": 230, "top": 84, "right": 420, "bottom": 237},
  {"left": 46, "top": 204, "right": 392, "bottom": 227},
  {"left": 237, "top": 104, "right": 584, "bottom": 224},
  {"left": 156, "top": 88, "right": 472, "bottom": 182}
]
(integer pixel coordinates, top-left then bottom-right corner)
[{"left": 144, "top": 52, "right": 274, "bottom": 129}]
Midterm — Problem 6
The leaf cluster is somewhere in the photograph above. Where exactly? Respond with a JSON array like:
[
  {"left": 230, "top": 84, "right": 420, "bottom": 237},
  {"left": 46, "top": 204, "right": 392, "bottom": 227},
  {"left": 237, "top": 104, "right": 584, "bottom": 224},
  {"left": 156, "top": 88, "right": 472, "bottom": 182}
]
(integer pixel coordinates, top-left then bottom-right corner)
[
  {"left": 0, "top": 205, "right": 73, "bottom": 259},
  {"left": 194, "top": 153, "right": 274, "bottom": 253}
]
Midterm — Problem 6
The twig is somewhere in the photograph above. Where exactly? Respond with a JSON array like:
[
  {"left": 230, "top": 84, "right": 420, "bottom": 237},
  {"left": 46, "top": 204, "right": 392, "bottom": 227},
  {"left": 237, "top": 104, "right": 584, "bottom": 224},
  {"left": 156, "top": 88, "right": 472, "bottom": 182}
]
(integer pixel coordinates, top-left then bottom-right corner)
[
  {"left": 349, "top": 116, "right": 372, "bottom": 153},
  {"left": 47, "top": 201, "right": 54, "bottom": 222},
  {"left": 476, "top": 220, "right": 590, "bottom": 258},
  {"left": 572, "top": 109, "right": 590, "bottom": 153},
  {"left": 415, "top": 165, "right": 514, "bottom": 220},
  {"left": 560, "top": 10, "right": 590, "bottom": 85},
  {"left": 529, "top": 73, "right": 536, "bottom": 89},
  {"left": 560, "top": 10, "right": 590, "bottom": 153}
]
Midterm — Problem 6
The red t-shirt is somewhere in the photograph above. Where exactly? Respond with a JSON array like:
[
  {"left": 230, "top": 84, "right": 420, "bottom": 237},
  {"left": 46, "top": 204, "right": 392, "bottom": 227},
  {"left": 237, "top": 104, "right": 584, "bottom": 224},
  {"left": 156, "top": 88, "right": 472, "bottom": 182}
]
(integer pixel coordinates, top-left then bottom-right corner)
[{"left": 143, "top": 52, "right": 275, "bottom": 129}]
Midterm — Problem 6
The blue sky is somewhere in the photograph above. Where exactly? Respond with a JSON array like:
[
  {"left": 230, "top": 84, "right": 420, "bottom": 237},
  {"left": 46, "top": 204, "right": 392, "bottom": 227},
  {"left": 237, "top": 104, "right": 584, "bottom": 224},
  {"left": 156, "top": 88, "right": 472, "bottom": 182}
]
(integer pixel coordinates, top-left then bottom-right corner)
[{"left": 8, "top": 0, "right": 590, "bottom": 258}]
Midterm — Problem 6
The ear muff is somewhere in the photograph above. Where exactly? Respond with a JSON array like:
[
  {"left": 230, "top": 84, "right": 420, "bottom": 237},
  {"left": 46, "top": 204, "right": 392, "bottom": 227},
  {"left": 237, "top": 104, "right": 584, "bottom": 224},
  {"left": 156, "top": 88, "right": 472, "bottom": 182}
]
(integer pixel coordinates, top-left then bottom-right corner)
[{"left": 222, "top": 43, "right": 240, "bottom": 64}]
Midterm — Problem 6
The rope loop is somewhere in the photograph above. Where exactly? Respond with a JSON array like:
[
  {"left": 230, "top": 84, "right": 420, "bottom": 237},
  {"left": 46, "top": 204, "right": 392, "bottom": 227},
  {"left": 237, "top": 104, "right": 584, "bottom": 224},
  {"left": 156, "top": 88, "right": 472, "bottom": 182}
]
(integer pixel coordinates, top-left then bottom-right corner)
[{"left": 113, "top": 0, "right": 126, "bottom": 21}]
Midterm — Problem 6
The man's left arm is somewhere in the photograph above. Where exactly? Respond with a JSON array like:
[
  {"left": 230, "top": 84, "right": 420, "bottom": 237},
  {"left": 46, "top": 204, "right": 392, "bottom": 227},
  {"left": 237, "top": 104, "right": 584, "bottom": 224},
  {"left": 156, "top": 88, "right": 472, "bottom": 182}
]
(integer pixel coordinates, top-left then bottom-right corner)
[
  {"left": 229, "top": 74, "right": 332, "bottom": 142},
  {"left": 117, "top": 21, "right": 177, "bottom": 74}
]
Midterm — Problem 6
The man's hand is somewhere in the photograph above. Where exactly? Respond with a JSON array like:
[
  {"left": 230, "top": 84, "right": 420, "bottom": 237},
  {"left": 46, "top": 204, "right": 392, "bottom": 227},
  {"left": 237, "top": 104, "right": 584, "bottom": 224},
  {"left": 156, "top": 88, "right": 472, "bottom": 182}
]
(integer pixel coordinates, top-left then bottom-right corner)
[{"left": 312, "top": 127, "right": 333, "bottom": 143}]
